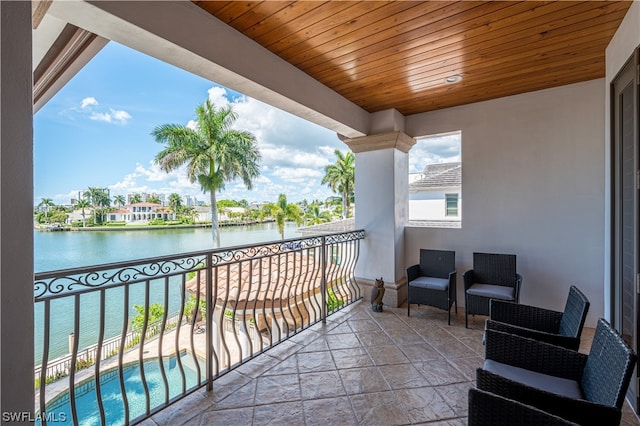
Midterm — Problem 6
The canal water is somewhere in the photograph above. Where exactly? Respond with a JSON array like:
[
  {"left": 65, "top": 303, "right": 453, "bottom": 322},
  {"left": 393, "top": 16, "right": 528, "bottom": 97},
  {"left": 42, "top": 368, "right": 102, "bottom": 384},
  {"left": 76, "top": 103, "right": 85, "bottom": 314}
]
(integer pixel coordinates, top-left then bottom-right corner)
[{"left": 34, "top": 222, "right": 301, "bottom": 360}]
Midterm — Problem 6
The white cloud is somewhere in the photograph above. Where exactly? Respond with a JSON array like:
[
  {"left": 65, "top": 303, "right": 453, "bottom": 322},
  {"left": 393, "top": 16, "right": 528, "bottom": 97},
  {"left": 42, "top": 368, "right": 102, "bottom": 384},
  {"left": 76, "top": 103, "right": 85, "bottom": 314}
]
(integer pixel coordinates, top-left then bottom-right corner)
[
  {"left": 260, "top": 146, "right": 331, "bottom": 169},
  {"left": 111, "top": 109, "right": 132, "bottom": 123},
  {"left": 207, "top": 86, "right": 230, "bottom": 108},
  {"left": 409, "top": 133, "right": 461, "bottom": 173},
  {"left": 68, "top": 96, "right": 132, "bottom": 125},
  {"left": 108, "top": 161, "right": 201, "bottom": 196},
  {"left": 272, "top": 167, "right": 323, "bottom": 182},
  {"left": 89, "top": 112, "right": 111, "bottom": 122},
  {"left": 89, "top": 108, "right": 132, "bottom": 125},
  {"left": 81, "top": 97, "right": 98, "bottom": 109}
]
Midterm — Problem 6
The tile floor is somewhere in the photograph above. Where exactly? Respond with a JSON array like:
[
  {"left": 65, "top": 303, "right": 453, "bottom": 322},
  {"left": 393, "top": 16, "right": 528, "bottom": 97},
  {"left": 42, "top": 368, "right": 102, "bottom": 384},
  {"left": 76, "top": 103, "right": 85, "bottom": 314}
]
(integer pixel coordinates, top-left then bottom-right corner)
[{"left": 143, "top": 300, "right": 640, "bottom": 425}]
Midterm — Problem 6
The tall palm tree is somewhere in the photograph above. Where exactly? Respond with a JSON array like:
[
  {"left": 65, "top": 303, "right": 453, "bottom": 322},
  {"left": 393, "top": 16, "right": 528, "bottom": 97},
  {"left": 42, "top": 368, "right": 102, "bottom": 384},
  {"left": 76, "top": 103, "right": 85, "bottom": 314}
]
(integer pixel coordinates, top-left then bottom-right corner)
[
  {"left": 261, "top": 194, "right": 303, "bottom": 239},
  {"left": 75, "top": 198, "right": 91, "bottom": 227},
  {"left": 38, "top": 198, "right": 55, "bottom": 223},
  {"left": 113, "top": 195, "right": 126, "bottom": 208},
  {"left": 129, "top": 194, "right": 143, "bottom": 204},
  {"left": 153, "top": 100, "right": 261, "bottom": 247},
  {"left": 168, "top": 193, "right": 183, "bottom": 215},
  {"left": 322, "top": 150, "right": 355, "bottom": 219},
  {"left": 84, "top": 187, "right": 110, "bottom": 224}
]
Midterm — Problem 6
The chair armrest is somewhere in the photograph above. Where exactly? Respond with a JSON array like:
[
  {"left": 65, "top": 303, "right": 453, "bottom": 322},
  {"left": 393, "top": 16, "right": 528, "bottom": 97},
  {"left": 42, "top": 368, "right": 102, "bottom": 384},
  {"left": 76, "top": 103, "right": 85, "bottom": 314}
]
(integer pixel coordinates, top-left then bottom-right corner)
[
  {"left": 407, "top": 264, "right": 420, "bottom": 282},
  {"left": 477, "top": 369, "right": 622, "bottom": 426},
  {"left": 484, "top": 329, "right": 587, "bottom": 380},
  {"left": 463, "top": 269, "right": 475, "bottom": 290},
  {"left": 514, "top": 273, "right": 523, "bottom": 302},
  {"left": 468, "top": 388, "right": 579, "bottom": 426},
  {"left": 485, "top": 320, "right": 580, "bottom": 351},
  {"left": 490, "top": 299, "right": 562, "bottom": 333},
  {"left": 448, "top": 270, "right": 457, "bottom": 298}
]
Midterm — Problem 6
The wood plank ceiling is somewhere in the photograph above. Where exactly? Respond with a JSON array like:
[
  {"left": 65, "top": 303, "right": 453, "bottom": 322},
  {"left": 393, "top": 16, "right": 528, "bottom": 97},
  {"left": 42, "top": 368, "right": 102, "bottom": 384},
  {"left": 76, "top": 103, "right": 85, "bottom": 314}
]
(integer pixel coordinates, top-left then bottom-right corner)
[{"left": 194, "top": 1, "right": 631, "bottom": 116}]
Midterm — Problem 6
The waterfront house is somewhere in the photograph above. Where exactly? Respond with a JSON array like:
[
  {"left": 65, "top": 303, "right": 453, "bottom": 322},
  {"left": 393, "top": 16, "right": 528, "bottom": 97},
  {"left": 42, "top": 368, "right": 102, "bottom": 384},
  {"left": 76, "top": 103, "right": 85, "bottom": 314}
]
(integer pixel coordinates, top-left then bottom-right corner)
[
  {"left": 4, "top": 1, "right": 640, "bottom": 422},
  {"left": 66, "top": 203, "right": 176, "bottom": 225},
  {"left": 108, "top": 202, "right": 176, "bottom": 224}
]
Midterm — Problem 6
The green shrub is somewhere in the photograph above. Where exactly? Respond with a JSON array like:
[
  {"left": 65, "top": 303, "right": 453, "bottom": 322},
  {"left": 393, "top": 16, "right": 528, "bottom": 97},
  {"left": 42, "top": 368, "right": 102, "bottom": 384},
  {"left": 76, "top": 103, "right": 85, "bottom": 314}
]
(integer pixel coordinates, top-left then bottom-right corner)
[
  {"left": 327, "top": 288, "right": 344, "bottom": 312},
  {"left": 184, "top": 295, "right": 206, "bottom": 319},
  {"left": 75, "top": 357, "right": 94, "bottom": 371},
  {"left": 131, "top": 303, "right": 165, "bottom": 335}
]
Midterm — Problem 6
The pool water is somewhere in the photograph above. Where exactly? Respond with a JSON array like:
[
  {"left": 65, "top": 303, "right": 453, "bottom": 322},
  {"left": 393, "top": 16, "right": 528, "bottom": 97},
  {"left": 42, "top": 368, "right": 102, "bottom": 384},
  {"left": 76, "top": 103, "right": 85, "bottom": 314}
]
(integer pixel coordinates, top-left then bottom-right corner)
[{"left": 41, "top": 352, "right": 202, "bottom": 426}]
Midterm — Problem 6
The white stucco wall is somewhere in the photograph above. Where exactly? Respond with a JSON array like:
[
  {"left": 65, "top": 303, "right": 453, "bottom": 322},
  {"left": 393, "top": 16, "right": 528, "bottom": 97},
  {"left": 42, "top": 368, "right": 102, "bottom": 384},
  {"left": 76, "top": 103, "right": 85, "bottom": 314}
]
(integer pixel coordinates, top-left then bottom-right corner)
[
  {"left": 409, "top": 189, "right": 461, "bottom": 221},
  {"left": 355, "top": 148, "right": 408, "bottom": 287},
  {"left": 604, "top": 1, "right": 640, "bottom": 323},
  {"left": 404, "top": 79, "right": 605, "bottom": 327}
]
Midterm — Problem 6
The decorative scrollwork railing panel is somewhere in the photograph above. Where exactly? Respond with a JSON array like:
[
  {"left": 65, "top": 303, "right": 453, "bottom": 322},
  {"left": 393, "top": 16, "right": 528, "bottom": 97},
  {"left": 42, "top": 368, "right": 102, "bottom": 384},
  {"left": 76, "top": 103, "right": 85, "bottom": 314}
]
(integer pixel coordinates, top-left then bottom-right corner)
[{"left": 34, "top": 230, "right": 364, "bottom": 426}]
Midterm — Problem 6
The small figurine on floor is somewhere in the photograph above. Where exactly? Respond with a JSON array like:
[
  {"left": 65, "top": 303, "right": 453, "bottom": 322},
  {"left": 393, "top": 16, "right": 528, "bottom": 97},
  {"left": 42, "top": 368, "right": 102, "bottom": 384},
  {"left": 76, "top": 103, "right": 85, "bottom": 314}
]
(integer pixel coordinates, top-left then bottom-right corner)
[{"left": 370, "top": 277, "right": 385, "bottom": 312}]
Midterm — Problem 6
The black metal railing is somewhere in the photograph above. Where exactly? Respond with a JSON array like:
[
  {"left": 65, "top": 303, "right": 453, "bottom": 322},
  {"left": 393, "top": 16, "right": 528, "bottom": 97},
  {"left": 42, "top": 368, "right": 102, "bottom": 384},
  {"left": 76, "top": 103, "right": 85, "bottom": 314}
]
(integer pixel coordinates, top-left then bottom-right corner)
[{"left": 34, "top": 230, "right": 364, "bottom": 425}]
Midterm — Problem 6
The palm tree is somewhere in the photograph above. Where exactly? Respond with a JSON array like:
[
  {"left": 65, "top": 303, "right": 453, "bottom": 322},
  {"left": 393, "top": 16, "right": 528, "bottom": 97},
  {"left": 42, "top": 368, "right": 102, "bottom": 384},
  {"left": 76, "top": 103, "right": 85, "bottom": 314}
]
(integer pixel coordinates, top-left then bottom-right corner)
[
  {"left": 113, "top": 195, "right": 126, "bottom": 208},
  {"left": 75, "top": 198, "right": 91, "bottom": 227},
  {"left": 304, "top": 202, "right": 332, "bottom": 226},
  {"left": 182, "top": 205, "right": 197, "bottom": 223},
  {"left": 84, "top": 187, "right": 110, "bottom": 224},
  {"left": 129, "top": 194, "right": 143, "bottom": 204},
  {"left": 153, "top": 100, "right": 261, "bottom": 247},
  {"left": 146, "top": 194, "right": 161, "bottom": 204},
  {"left": 261, "top": 194, "right": 303, "bottom": 239},
  {"left": 168, "top": 193, "right": 183, "bottom": 215},
  {"left": 322, "top": 150, "right": 355, "bottom": 219},
  {"left": 38, "top": 198, "right": 55, "bottom": 223}
]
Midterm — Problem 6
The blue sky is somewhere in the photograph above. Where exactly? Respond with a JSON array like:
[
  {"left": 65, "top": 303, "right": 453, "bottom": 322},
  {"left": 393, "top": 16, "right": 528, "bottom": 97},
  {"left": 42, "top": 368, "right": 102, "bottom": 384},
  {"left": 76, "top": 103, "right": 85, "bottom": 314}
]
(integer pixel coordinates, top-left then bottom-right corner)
[{"left": 34, "top": 42, "right": 460, "bottom": 206}]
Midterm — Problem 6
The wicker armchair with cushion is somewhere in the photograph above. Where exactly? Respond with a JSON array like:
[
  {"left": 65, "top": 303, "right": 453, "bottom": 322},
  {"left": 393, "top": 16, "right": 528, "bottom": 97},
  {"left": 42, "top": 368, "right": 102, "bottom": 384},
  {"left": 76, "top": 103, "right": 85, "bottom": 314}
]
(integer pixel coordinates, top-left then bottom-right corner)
[
  {"left": 468, "top": 388, "right": 579, "bottom": 426},
  {"left": 485, "top": 285, "right": 590, "bottom": 350},
  {"left": 477, "top": 318, "right": 637, "bottom": 426},
  {"left": 464, "top": 252, "right": 522, "bottom": 328},
  {"left": 407, "top": 249, "right": 457, "bottom": 324}
]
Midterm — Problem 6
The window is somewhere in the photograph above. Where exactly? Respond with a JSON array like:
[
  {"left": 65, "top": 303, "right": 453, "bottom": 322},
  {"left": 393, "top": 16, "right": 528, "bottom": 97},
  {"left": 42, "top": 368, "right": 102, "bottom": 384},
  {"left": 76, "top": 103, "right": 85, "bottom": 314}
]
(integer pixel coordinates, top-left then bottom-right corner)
[
  {"left": 445, "top": 193, "right": 458, "bottom": 217},
  {"left": 408, "top": 131, "right": 461, "bottom": 227}
]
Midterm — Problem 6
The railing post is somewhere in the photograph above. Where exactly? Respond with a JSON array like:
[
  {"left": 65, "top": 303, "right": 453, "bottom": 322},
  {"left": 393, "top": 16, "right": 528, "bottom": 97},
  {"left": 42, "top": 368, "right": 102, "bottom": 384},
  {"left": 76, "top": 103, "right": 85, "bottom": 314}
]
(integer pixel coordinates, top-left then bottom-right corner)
[
  {"left": 321, "top": 236, "right": 327, "bottom": 324},
  {"left": 206, "top": 252, "right": 213, "bottom": 391}
]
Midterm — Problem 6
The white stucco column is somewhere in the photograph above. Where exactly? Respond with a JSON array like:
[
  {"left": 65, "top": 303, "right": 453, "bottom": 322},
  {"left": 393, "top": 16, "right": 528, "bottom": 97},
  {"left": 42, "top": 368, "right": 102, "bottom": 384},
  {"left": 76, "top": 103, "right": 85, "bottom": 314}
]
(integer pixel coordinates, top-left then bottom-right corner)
[
  {"left": 1, "top": 1, "right": 34, "bottom": 419},
  {"left": 344, "top": 132, "right": 416, "bottom": 307}
]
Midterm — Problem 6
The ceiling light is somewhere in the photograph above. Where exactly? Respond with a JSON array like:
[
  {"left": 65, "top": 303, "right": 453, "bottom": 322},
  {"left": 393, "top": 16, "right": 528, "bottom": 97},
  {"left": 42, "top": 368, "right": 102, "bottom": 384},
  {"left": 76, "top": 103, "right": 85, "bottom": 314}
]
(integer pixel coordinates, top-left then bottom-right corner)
[{"left": 445, "top": 75, "right": 462, "bottom": 84}]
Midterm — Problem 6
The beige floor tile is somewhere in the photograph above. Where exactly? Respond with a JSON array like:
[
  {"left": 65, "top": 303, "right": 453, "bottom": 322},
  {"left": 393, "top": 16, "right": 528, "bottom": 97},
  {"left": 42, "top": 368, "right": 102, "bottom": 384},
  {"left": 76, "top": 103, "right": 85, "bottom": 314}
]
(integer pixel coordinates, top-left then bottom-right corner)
[{"left": 145, "top": 300, "right": 640, "bottom": 426}]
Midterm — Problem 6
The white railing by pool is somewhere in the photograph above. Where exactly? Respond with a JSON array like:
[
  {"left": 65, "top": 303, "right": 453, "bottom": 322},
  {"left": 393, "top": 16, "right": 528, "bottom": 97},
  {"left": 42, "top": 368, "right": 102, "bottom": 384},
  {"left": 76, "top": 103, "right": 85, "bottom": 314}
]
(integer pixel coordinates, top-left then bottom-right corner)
[{"left": 33, "top": 230, "right": 365, "bottom": 425}]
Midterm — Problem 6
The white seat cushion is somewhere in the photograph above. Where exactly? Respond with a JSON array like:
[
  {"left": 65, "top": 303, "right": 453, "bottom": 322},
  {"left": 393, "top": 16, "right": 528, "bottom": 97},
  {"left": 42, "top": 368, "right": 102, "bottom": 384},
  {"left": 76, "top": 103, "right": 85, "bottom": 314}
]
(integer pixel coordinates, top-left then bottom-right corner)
[
  {"left": 409, "top": 276, "right": 449, "bottom": 291},
  {"left": 483, "top": 359, "right": 583, "bottom": 400},
  {"left": 466, "top": 283, "right": 514, "bottom": 300}
]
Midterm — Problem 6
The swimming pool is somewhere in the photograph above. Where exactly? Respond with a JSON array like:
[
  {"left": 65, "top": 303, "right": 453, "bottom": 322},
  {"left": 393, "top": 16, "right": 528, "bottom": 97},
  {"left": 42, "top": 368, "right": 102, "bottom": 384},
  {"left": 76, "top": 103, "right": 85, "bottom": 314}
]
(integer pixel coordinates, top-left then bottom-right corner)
[{"left": 40, "top": 352, "right": 203, "bottom": 426}]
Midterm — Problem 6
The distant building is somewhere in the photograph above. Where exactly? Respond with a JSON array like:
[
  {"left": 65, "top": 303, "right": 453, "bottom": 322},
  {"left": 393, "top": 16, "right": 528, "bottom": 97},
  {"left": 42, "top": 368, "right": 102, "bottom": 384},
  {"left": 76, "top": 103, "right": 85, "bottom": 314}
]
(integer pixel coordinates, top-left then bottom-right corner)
[
  {"left": 185, "top": 195, "right": 199, "bottom": 207},
  {"left": 409, "top": 162, "right": 461, "bottom": 224},
  {"left": 106, "top": 202, "right": 176, "bottom": 224},
  {"left": 192, "top": 206, "right": 211, "bottom": 222},
  {"left": 219, "top": 207, "right": 245, "bottom": 222},
  {"left": 250, "top": 202, "right": 267, "bottom": 210}
]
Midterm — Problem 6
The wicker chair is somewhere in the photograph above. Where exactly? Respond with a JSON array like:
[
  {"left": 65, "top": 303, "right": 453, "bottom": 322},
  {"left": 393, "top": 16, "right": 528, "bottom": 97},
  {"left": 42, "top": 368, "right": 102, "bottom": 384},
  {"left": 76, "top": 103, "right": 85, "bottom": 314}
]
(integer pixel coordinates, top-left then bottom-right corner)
[
  {"left": 468, "top": 388, "right": 579, "bottom": 426},
  {"left": 477, "top": 319, "right": 637, "bottom": 425},
  {"left": 464, "top": 252, "right": 522, "bottom": 328},
  {"left": 485, "top": 285, "right": 590, "bottom": 350},
  {"left": 406, "top": 249, "right": 456, "bottom": 324}
]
